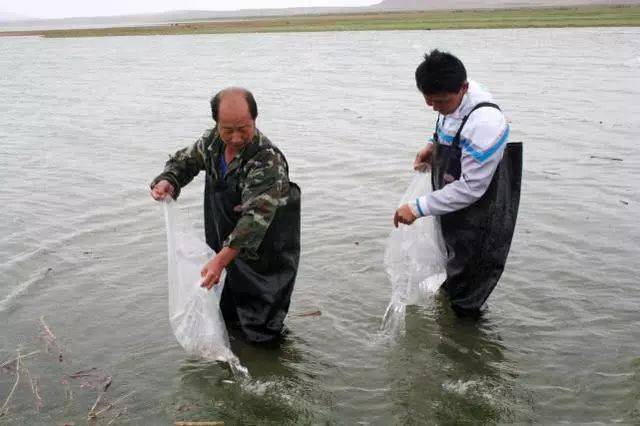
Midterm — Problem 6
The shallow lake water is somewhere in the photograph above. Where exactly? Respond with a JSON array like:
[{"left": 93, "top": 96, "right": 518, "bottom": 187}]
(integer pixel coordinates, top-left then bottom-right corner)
[{"left": 1, "top": 27, "right": 639, "bottom": 424}]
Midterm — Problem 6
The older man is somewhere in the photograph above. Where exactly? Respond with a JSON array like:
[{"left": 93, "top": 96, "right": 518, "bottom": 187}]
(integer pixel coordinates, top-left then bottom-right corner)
[{"left": 151, "top": 87, "right": 301, "bottom": 343}]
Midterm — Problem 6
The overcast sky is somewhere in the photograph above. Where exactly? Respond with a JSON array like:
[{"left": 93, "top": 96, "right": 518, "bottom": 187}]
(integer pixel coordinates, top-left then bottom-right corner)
[{"left": 0, "top": 0, "right": 376, "bottom": 19}]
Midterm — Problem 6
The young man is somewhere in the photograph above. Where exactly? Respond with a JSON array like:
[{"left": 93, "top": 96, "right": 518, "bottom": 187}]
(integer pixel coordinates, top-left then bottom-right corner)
[
  {"left": 151, "top": 87, "right": 300, "bottom": 343},
  {"left": 394, "top": 50, "right": 522, "bottom": 316}
]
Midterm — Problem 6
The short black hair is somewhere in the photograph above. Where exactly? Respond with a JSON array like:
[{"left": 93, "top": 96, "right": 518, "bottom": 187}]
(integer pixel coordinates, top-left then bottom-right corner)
[
  {"left": 415, "top": 49, "right": 467, "bottom": 95},
  {"left": 210, "top": 87, "right": 258, "bottom": 122}
]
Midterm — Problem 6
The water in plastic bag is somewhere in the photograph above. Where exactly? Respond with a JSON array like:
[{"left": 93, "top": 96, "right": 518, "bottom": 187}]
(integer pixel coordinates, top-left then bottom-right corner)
[
  {"left": 381, "top": 172, "right": 447, "bottom": 337},
  {"left": 162, "top": 199, "right": 248, "bottom": 377}
]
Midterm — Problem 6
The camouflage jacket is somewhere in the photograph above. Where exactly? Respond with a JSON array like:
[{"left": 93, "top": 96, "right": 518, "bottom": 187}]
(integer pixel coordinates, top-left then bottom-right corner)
[{"left": 151, "top": 128, "right": 290, "bottom": 255}]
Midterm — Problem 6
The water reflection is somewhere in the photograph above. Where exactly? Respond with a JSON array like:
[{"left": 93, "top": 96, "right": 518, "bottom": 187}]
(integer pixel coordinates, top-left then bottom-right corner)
[{"left": 388, "top": 298, "right": 531, "bottom": 423}]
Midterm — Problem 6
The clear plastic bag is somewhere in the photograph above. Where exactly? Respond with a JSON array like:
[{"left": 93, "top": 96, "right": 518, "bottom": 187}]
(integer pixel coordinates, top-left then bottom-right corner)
[
  {"left": 381, "top": 172, "right": 447, "bottom": 336},
  {"left": 162, "top": 199, "right": 246, "bottom": 375}
]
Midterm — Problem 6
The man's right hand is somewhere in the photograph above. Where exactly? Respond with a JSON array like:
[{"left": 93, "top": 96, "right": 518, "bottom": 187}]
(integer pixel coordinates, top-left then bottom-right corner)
[
  {"left": 413, "top": 144, "right": 434, "bottom": 172},
  {"left": 150, "top": 179, "right": 175, "bottom": 201}
]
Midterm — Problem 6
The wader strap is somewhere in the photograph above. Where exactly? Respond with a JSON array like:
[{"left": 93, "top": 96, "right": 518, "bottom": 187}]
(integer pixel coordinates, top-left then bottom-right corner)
[
  {"left": 452, "top": 102, "right": 501, "bottom": 147},
  {"left": 433, "top": 113, "right": 441, "bottom": 142}
]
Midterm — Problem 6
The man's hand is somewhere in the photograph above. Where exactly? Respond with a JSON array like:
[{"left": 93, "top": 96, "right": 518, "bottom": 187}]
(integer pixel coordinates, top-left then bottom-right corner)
[
  {"left": 200, "top": 247, "right": 240, "bottom": 290},
  {"left": 414, "top": 144, "right": 434, "bottom": 172},
  {"left": 150, "top": 179, "right": 175, "bottom": 201},
  {"left": 394, "top": 204, "right": 418, "bottom": 228},
  {"left": 200, "top": 256, "right": 225, "bottom": 290}
]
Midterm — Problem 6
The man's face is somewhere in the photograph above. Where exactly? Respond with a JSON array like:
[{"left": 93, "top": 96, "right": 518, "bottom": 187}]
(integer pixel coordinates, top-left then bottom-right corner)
[
  {"left": 423, "top": 82, "right": 468, "bottom": 115},
  {"left": 217, "top": 95, "right": 256, "bottom": 152}
]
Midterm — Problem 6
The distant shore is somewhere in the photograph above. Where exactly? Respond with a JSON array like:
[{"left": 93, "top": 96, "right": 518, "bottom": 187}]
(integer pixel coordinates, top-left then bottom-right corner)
[{"left": 1, "top": 5, "right": 639, "bottom": 38}]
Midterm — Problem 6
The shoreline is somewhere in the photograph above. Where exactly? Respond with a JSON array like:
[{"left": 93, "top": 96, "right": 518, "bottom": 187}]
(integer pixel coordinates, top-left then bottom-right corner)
[{"left": 1, "top": 5, "right": 639, "bottom": 38}]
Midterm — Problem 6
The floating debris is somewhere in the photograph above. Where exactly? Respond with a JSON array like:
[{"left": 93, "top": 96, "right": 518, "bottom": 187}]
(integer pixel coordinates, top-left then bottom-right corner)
[
  {"left": 88, "top": 391, "right": 134, "bottom": 421},
  {"left": 589, "top": 155, "right": 623, "bottom": 161},
  {"left": 40, "top": 316, "right": 65, "bottom": 362},
  {"left": 1, "top": 350, "right": 40, "bottom": 372},
  {"left": 1, "top": 320, "right": 131, "bottom": 423},
  {"left": 292, "top": 310, "right": 322, "bottom": 318},
  {"left": 0, "top": 351, "right": 21, "bottom": 417}
]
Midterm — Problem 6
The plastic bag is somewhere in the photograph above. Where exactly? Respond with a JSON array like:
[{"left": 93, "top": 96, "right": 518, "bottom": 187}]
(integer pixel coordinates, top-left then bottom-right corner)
[
  {"left": 162, "top": 199, "right": 246, "bottom": 375},
  {"left": 381, "top": 172, "right": 447, "bottom": 336}
]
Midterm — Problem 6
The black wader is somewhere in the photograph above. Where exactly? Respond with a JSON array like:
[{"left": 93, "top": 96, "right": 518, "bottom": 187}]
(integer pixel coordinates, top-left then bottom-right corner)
[
  {"left": 432, "top": 102, "right": 522, "bottom": 315},
  {"left": 204, "top": 142, "right": 301, "bottom": 343}
]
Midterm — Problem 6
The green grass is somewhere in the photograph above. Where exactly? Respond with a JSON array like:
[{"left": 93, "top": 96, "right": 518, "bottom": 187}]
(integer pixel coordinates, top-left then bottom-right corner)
[{"left": 2, "top": 5, "right": 639, "bottom": 38}]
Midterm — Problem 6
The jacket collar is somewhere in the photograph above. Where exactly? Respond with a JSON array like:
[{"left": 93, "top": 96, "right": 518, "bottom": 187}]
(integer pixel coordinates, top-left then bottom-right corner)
[
  {"left": 209, "top": 129, "right": 263, "bottom": 177},
  {"left": 445, "top": 80, "right": 493, "bottom": 120}
]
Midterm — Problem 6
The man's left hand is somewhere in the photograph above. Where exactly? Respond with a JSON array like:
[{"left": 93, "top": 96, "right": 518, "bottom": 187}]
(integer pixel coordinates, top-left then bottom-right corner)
[
  {"left": 200, "top": 246, "right": 240, "bottom": 290},
  {"left": 394, "top": 204, "right": 418, "bottom": 228},
  {"left": 201, "top": 256, "right": 225, "bottom": 289}
]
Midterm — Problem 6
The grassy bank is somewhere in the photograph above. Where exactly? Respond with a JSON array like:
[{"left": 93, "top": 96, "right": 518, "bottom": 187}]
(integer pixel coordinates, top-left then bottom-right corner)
[{"left": 2, "top": 5, "right": 640, "bottom": 38}]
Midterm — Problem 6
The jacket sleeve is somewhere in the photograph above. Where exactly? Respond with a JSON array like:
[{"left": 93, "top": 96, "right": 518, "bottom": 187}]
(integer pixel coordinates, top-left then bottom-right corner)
[
  {"left": 149, "top": 129, "right": 212, "bottom": 199},
  {"left": 223, "top": 147, "right": 289, "bottom": 256}
]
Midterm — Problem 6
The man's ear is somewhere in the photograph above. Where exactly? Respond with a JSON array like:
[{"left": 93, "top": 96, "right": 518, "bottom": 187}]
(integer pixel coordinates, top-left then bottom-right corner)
[{"left": 461, "top": 81, "right": 469, "bottom": 94}]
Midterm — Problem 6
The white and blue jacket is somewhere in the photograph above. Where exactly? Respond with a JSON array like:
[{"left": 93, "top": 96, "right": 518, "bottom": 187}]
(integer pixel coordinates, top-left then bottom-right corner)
[{"left": 412, "top": 80, "right": 510, "bottom": 217}]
